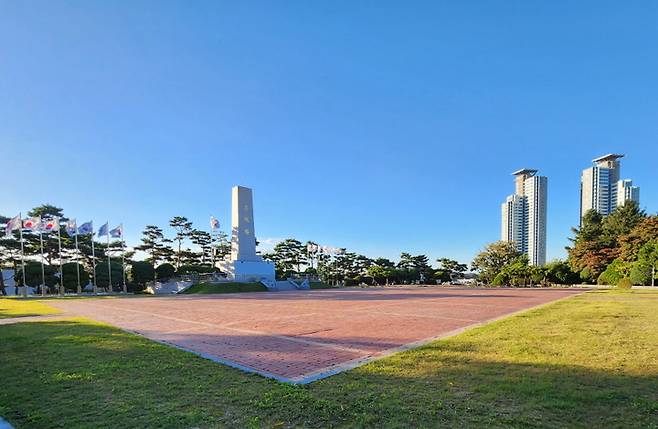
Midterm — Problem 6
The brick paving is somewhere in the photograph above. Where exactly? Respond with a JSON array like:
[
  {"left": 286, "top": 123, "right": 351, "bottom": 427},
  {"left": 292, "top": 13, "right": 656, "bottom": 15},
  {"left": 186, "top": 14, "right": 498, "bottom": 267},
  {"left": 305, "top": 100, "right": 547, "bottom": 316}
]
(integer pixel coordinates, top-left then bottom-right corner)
[{"left": 49, "top": 287, "right": 584, "bottom": 383}]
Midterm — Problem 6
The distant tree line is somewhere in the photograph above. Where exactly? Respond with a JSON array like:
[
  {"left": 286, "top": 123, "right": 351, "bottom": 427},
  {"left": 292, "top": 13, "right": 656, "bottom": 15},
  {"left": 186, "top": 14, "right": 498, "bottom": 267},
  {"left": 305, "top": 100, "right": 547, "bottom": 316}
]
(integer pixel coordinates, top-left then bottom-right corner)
[
  {"left": 263, "top": 238, "right": 468, "bottom": 285},
  {"left": 568, "top": 202, "right": 658, "bottom": 286},
  {"left": 0, "top": 204, "right": 131, "bottom": 293},
  {"left": 0, "top": 205, "right": 231, "bottom": 293},
  {"left": 470, "top": 202, "right": 658, "bottom": 287}
]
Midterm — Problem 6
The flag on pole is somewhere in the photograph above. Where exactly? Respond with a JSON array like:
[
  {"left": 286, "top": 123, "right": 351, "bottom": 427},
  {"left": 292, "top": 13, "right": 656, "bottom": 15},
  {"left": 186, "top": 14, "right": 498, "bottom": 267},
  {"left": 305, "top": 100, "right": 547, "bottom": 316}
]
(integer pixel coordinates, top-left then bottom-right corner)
[
  {"left": 109, "top": 224, "right": 123, "bottom": 238},
  {"left": 78, "top": 221, "right": 93, "bottom": 235},
  {"left": 66, "top": 219, "right": 77, "bottom": 237},
  {"left": 210, "top": 216, "right": 219, "bottom": 230},
  {"left": 4, "top": 215, "right": 21, "bottom": 238},
  {"left": 42, "top": 218, "right": 60, "bottom": 233},
  {"left": 98, "top": 222, "right": 109, "bottom": 237},
  {"left": 23, "top": 217, "right": 42, "bottom": 231}
]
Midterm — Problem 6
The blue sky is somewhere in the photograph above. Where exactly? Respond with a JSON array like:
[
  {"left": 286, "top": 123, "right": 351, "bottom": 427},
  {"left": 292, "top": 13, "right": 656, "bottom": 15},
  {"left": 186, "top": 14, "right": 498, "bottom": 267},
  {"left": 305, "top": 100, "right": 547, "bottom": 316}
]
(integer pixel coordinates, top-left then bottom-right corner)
[{"left": 1, "top": 1, "right": 657, "bottom": 264}]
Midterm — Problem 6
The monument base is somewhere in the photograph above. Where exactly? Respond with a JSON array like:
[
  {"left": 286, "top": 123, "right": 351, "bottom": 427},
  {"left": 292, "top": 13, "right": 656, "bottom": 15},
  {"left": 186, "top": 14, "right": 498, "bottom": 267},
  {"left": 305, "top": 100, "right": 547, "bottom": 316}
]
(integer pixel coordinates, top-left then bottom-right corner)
[{"left": 219, "top": 260, "right": 276, "bottom": 283}]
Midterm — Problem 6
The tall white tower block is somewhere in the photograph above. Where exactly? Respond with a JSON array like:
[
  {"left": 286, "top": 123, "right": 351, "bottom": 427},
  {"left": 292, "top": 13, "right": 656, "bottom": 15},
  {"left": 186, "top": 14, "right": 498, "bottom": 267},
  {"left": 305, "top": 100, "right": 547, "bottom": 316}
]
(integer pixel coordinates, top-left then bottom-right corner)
[
  {"left": 500, "top": 169, "right": 548, "bottom": 266},
  {"left": 580, "top": 154, "right": 640, "bottom": 222}
]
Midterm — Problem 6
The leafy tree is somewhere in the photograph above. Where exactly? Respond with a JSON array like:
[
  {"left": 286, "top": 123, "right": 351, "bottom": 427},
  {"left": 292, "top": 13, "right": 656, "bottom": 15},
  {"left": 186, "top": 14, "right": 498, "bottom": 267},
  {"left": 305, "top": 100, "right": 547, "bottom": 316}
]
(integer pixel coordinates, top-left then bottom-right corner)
[
  {"left": 62, "top": 262, "right": 89, "bottom": 292},
  {"left": 471, "top": 241, "right": 522, "bottom": 284},
  {"left": 496, "top": 255, "right": 532, "bottom": 287},
  {"left": 365, "top": 265, "right": 395, "bottom": 285},
  {"left": 436, "top": 258, "right": 468, "bottom": 283},
  {"left": 135, "top": 225, "right": 174, "bottom": 265},
  {"left": 177, "top": 264, "right": 214, "bottom": 274},
  {"left": 156, "top": 263, "right": 176, "bottom": 280},
  {"left": 130, "top": 261, "right": 155, "bottom": 291},
  {"left": 189, "top": 229, "right": 213, "bottom": 264},
  {"left": 373, "top": 257, "right": 395, "bottom": 268},
  {"left": 94, "top": 260, "right": 123, "bottom": 290},
  {"left": 397, "top": 253, "right": 433, "bottom": 283},
  {"left": 544, "top": 260, "right": 580, "bottom": 285},
  {"left": 269, "top": 239, "right": 305, "bottom": 275},
  {"left": 567, "top": 210, "right": 611, "bottom": 282},
  {"left": 630, "top": 241, "right": 658, "bottom": 286},
  {"left": 601, "top": 201, "right": 645, "bottom": 245},
  {"left": 14, "top": 261, "right": 58, "bottom": 290},
  {"left": 618, "top": 216, "right": 658, "bottom": 262},
  {"left": 397, "top": 253, "right": 415, "bottom": 271},
  {"left": 169, "top": 216, "right": 193, "bottom": 268},
  {"left": 212, "top": 230, "right": 231, "bottom": 263},
  {"left": 568, "top": 203, "right": 646, "bottom": 283},
  {"left": 597, "top": 258, "right": 630, "bottom": 286}
]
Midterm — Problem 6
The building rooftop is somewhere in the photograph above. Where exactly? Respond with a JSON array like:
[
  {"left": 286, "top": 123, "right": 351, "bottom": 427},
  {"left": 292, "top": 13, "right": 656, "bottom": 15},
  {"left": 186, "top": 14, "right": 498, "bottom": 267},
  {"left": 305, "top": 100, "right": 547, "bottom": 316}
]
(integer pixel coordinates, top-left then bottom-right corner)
[
  {"left": 512, "top": 168, "right": 538, "bottom": 177},
  {"left": 593, "top": 153, "right": 624, "bottom": 163}
]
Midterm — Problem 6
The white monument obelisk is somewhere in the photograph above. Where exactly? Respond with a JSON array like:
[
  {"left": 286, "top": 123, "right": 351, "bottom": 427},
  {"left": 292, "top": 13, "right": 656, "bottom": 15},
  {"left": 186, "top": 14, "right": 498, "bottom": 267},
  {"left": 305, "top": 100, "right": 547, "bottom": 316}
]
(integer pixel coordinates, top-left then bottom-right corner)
[{"left": 220, "top": 186, "right": 275, "bottom": 282}]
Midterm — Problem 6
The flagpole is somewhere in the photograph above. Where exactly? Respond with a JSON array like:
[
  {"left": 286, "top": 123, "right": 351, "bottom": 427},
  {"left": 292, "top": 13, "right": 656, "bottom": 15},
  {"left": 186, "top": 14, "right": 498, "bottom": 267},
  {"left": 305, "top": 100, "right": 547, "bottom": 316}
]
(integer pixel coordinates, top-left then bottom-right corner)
[
  {"left": 106, "top": 221, "right": 112, "bottom": 293},
  {"left": 57, "top": 217, "right": 63, "bottom": 296},
  {"left": 91, "top": 227, "right": 97, "bottom": 295},
  {"left": 211, "top": 231, "right": 216, "bottom": 270},
  {"left": 74, "top": 231, "right": 81, "bottom": 294},
  {"left": 39, "top": 227, "right": 45, "bottom": 296},
  {"left": 121, "top": 224, "right": 127, "bottom": 293},
  {"left": 18, "top": 212, "right": 27, "bottom": 297}
]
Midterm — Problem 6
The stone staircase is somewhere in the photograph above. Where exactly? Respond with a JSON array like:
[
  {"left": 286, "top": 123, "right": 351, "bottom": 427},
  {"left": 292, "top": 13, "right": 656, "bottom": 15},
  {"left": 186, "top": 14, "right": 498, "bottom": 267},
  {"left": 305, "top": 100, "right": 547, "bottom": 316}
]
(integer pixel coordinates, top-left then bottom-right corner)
[{"left": 260, "top": 279, "right": 311, "bottom": 292}]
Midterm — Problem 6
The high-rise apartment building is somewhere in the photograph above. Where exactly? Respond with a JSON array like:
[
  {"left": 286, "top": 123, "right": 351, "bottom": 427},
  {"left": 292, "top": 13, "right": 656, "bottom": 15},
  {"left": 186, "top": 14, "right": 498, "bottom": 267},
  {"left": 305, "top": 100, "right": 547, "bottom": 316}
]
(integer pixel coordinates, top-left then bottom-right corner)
[
  {"left": 617, "top": 179, "right": 640, "bottom": 207},
  {"left": 580, "top": 154, "right": 639, "bottom": 221},
  {"left": 501, "top": 169, "right": 548, "bottom": 266}
]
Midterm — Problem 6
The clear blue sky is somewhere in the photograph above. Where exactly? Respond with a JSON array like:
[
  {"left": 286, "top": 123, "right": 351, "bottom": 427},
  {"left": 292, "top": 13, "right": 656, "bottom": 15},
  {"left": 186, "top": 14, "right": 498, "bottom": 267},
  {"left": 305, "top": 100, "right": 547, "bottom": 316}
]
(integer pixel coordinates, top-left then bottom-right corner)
[{"left": 1, "top": 1, "right": 657, "bottom": 264}]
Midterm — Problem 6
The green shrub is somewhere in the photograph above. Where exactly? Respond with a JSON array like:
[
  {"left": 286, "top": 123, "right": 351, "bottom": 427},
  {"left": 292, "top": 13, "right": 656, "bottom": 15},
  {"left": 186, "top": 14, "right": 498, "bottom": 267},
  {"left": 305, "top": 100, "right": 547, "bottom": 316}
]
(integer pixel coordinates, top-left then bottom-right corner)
[
  {"left": 491, "top": 272, "right": 508, "bottom": 286},
  {"left": 580, "top": 268, "right": 593, "bottom": 283},
  {"left": 617, "top": 277, "right": 632, "bottom": 289},
  {"left": 62, "top": 263, "right": 90, "bottom": 292},
  {"left": 15, "top": 261, "right": 58, "bottom": 288},
  {"left": 630, "top": 262, "right": 652, "bottom": 285},
  {"left": 177, "top": 264, "right": 214, "bottom": 275},
  {"left": 182, "top": 282, "right": 267, "bottom": 294},
  {"left": 156, "top": 263, "right": 176, "bottom": 280},
  {"left": 598, "top": 259, "right": 628, "bottom": 286},
  {"left": 94, "top": 260, "right": 124, "bottom": 289}
]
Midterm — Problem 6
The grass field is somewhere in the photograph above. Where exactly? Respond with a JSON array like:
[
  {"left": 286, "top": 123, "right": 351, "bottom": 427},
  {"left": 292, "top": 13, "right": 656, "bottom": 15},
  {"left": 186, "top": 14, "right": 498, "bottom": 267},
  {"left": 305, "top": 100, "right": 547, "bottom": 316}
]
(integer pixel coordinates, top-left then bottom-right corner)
[
  {"left": 0, "top": 290, "right": 656, "bottom": 428},
  {"left": 309, "top": 282, "right": 337, "bottom": 289},
  {"left": 0, "top": 298, "right": 61, "bottom": 319},
  {"left": 181, "top": 282, "right": 268, "bottom": 294}
]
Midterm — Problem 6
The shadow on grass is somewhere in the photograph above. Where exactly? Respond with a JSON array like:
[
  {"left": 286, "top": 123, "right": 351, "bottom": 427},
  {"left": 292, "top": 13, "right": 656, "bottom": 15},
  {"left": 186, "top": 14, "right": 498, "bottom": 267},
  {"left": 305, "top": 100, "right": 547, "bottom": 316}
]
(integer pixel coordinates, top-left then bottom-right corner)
[{"left": 0, "top": 319, "right": 656, "bottom": 428}]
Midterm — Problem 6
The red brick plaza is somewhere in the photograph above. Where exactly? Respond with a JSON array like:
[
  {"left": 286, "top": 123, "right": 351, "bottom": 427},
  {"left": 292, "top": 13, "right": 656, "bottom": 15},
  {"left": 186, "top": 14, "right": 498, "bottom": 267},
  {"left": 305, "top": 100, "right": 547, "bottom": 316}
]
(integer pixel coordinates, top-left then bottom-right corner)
[{"left": 51, "top": 287, "right": 583, "bottom": 383}]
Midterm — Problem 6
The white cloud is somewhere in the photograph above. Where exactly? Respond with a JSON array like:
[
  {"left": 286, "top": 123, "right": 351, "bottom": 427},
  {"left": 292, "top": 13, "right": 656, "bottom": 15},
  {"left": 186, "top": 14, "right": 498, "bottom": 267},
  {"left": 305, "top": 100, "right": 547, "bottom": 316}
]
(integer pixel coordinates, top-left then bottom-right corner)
[{"left": 258, "top": 237, "right": 284, "bottom": 252}]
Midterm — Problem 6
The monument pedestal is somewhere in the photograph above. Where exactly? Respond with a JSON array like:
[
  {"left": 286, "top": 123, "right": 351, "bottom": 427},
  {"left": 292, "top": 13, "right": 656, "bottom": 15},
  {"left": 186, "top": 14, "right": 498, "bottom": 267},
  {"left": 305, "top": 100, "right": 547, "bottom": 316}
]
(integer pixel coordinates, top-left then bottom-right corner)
[{"left": 220, "top": 260, "right": 275, "bottom": 283}]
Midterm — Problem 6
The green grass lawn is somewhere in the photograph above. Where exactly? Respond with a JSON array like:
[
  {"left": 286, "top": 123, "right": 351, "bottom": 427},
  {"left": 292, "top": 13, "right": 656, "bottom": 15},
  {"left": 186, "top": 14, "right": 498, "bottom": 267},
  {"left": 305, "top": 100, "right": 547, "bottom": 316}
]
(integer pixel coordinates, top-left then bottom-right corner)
[
  {"left": 0, "top": 298, "right": 61, "bottom": 319},
  {"left": 0, "top": 290, "right": 656, "bottom": 428},
  {"left": 181, "top": 282, "right": 268, "bottom": 294},
  {"left": 309, "top": 281, "right": 337, "bottom": 289}
]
